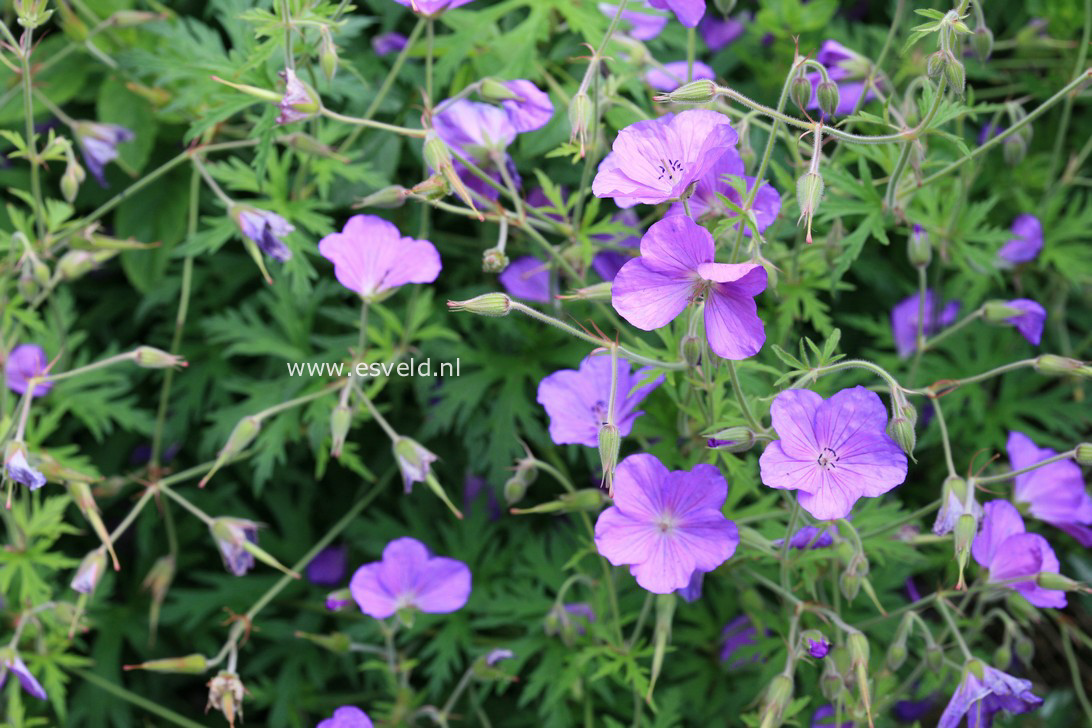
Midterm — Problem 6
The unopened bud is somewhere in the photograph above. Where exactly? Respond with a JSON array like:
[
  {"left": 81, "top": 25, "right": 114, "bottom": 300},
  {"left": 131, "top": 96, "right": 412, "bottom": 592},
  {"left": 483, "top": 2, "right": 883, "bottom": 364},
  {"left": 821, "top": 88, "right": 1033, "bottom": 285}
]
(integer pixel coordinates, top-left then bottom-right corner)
[
  {"left": 1014, "top": 636, "right": 1034, "bottom": 663},
  {"left": 124, "top": 653, "right": 208, "bottom": 674},
  {"left": 71, "top": 548, "right": 107, "bottom": 594},
  {"left": 886, "top": 642, "right": 908, "bottom": 671},
  {"left": 325, "top": 588, "right": 353, "bottom": 610},
  {"left": 820, "top": 662, "right": 844, "bottom": 701},
  {"left": 482, "top": 247, "right": 509, "bottom": 272},
  {"left": 133, "top": 346, "right": 187, "bottom": 369},
  {"left": 319, "top": 27, "right": 339, "bottom": 82},
  {"left": 680, "top": 335, "right": 702, "bottom": 367},
  {"left": 789, "top": 74, "right": 813, "bottom": 111},
  {"left": 294, "top": 630, "right": 351, "bottom": 654},
  {"left": 993, "top": 644, "right": 1012, "bottom": 669},
  {"left": 1035, "top": 354, "right": 1090, "bottom": 377},
  {"left": 925, "top": 644, "right": 944, "bottom": 671},
  {"left": 509, "top": 489, "right": 605, "bottom": 515},
  {"left": 653, "top": 79, "right": 717, "bottom": 104},
  {"left": 927, "top": 51, "right": 947, "bottom": 79},
  {"left": 57, "top": 250, "right": 99, "bottom": 281},
  {"left": 760, "top": 674, "right": 794, "bottom": 728},
  {"left": 199, "top": 415, "right": 263, "bottom": 487},
  {"left": 973, "top": 26, "right": 994, "bottom": 61},
  {"left": 801, "top": 629, "right": 831, "bottom": 659},
  {"left": 840, "top": 570, "right": 861, "bottom": 602},
  {"left": 705, "top": 426, "right": 756, "bottom": 453},
  {"left": 908, "top": 223, "right": 931, "bottom": 267},
  {"left": 796, "top": 171, "right": 824, "bottom": 244},
  {"left": 1075, "top": 443, "right": 1092, "bottom": 466},
  {"left": 646, "top": 594, "right": 676, "bottom": 701},
  {"left": 447, "top": 293, "right": 512, "bottom": 317},
  {"left": 61, "top": 156, "right": 86, "bottom": 203},
  {"left": 503, "top": 476, "right": 529, "bottom": 506},
  {"left": 479, "top": 78, "right": 522, "bottom": 102},
  {"left": 714, "top": 0, "right": 737, "bottom": 14},
  {"left": 887, "top": 416, "right": 917, "bottom": 457},
  {"left": 955, "top": 513, "right": 977, "bottom": 586},
  {"left": 1036, "top": 571, "right": 1082, "bottom": 592},
  {"left": 110, "top": 10, "right": 164, "bottom": 26},
  {"left": 1003, "top": 135, "right": 1027, "bottom": 166},
  {"left": 329, "top": 404, "right": 352, "bottom": 458},
  {"left": 559, "top": 281, "right": 612, "bottom": 302},
  {"left": 944, "top": 54, "right": 966, "bottom": 96},
  {"left": 356, "top": 185, "right": 408, "bottom": 209},
  {"left": 817, "top": 81, "right": 840, "bottom": 118},
  {"left": 598, "top": 423, "right": 621, "bottom": 496},
  {"left": 423, "top": 130, "right": 480, "bottom": 217},
  {"left": 568, "top": 92, "right": 594, "bottom": 157}
]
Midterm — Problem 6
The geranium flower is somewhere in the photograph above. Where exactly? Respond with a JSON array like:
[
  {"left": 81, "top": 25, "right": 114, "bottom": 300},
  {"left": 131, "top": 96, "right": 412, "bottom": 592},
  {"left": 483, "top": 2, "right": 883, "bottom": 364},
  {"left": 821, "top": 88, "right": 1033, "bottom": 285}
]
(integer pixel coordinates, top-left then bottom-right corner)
[
  {"left": 720, "top": 615, "right": 762, "bottom": 668},
  {"left": 5, "top": 343, "right": 52, "bottom": 397},
  {"left": 593, "top": 453, "right": 739, "bottom": 593},
  {"left": 209, "top": 517, "right": 261, "bottom": 576},
  {"left": 645, "top": 61, "right": 715, "bottom": 91},
  {"left": 772, "top": 524, "right": 837, "bottom": 550},
  {"left": 592, "top": 110, "right": 738, "bottom": 207},
  {"left": 433, "top": 99, "right": 519, "bottom": 200},
  {"left": 349, "top": 537, "right": 471, "bottom": 619},
  {"left": 277, "top": 69, "right": 319, "bottom": 124},
  {"left": 890, "top": 290, "right": 960, "bottom": 357},
  {"left": 971, "top": 500, "right": 1066, "bottom": 608},
  {"left": 73, "top": 121, "right": 134, "bottom": 186},
  {"left": 0, "top": 649, "right": 48, "bottom": 700},
  {"left": 986, "top": 298, "right": 1046, "bottom": 345},
  {"left": 599, "top": 1, "right": 668, "bottom": 40},
  {"left": 5, "top": 449, "right": 46, "bottom": 491},
  {"left": 392, "top": 0, "right": 473, "bottom": 16},
  {"left": 805, "top": 635, "right": 831, "bottom": 659},
  {"left": 498, "top": 80, "right": 553, "bottom": 132},
  {"left": 665, "top": 149, "right": 781, "bottom": 234},
  {"left": 536, "top": 354, "right": 663, "bottom": 447},
  {"left": 938, "top": 660, "right": 1042, "bottom": 728},
  {"left": 811, "top": 705, "right": 851, "bottom": 728},
  {"left": 759, "top": 387, "right": 908, "bottom": 520},
  {"left": 499, "top": 256, "right": 552, "bottom": 302},
  {"left": 318, "top": 215, "right": 441, "bottom": 300},
  {"left": 307, "top": 545, "right": 348, "bottom": 586},
  {"left": 372, "top": 32, "right": 408, "bottom": 56},
  {"left": 677, "top": 571, "right": 704, "bottom": 602},
  {"left": 648, "top": 0, "right": 706, "bottom": 27},
  {"left": 700, "top": 14, "right": 745, "bottom": 51},
  {"left": 318, "top": 706, "right": 373, "bottom": 728},
  {"left": 806, "top": 40, "right": 876, "bottom": 116},
  {"left": 612, "top": 215, "right": 767, "bottom": 360},
  {"left": 1007, "top": 431, "right": 1092, "bottom": 546},
  {"left": 233, "top": 206, "right": 294, "bottom": 262},
  {"left": 392, "top": 436, "right": 438, "bottom": 493},
  {"left": 998, "top": 214, "right": 1043, "bottom": 264}
]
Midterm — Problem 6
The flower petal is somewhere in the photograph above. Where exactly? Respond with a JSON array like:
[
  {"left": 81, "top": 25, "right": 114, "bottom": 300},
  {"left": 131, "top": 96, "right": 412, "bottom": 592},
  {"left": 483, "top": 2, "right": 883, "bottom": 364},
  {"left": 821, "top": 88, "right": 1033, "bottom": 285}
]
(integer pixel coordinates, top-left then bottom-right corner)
[
  {"left": 611, "top": 258, "right": 695, "bottom": 331},
  {"left": 768, "top": 389, "right": 823, "bottom": 459},
  {"left": 971, "top": 500, "right": 1026, "bottom": 569}
]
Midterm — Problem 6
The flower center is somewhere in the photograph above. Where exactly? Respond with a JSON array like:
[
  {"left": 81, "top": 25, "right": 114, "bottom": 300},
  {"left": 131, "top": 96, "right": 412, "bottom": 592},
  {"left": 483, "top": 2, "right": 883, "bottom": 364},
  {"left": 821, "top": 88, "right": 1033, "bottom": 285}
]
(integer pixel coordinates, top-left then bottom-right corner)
[
  {"left": 656, "top": 158, "right": 684, "bottom": 182},
  {"left": 816, "top": 447, "right": 840, "bottom": 470},
  {"left": 655, "top": 511, "right": 678, "bottom": 533},
  {"left": 591, "top": 399, "right": 609, "bottom": 425}
]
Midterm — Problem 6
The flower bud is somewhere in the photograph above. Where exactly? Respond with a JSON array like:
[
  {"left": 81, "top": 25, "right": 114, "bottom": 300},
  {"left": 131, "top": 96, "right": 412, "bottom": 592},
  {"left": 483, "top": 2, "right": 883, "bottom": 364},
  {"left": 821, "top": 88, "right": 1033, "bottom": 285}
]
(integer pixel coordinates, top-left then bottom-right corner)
[
  {"left": 568, "top": 91, "right": 594, "bottom": 157},
  {"left": 325, "top": 588, "right": 353, "bottom": 610},
  {"left": 1002, "top": 135, "right": 1027, "bottom": 166},
  {"left": 206, "top": 671, "right": 246, "bottom": 728},
  {"left": 927, "top": 51, "right": 947, "bottom": 79},
  {"left": 61, "top": 155, "right": 86, "bottom": 203},
  {"left": 840, "top": 570, "right": 861, "bottom": 602},
  {"left": 679, "top": 335, "right": 702, "bottom": 367},
  {"left": 820, "top": 660, "right": 844, "bottom": 701},
  {"left": 355, "top": 185, "right": 408, "bottom": 209},
  {"left": 886, "top": 415, "right": 917, "bottom": 458},
  {"left": 110, "top": 11, "right": 164, "bottom": 27},
  {"left": 886, "top": 642, "right": 908, "bottom": 671},
  {"left": 71, "top": 548, "right": 107, "bottom": 594},
  {"left": 472, "top": 648, "right": 517, "bottom": 681},
  {"left": 479, "top": 78, "right": 523, "bottom": 102},
  {"left": 294, "top": 630, "right": 351, "bottom": 654},
  {"left": 817, "top": 81, "right": 840, "bottom": 118},
  {"left": 1036, "top": 571, "right": 1082, "bottom": 592},
  {"left": 133, "top": 346, "right": 187, "bottom": 369},
  {"left": 945, "top": 54, "right": 966, "bottom": 96},
  {"left": 907, "top": 223, "right": 931, "bottom": 267},
  {"left": 447, "top": 293, "right": 512, "bottom": 317},
  {"left": 503, "top": 476, "right": 529, "bottom": 506},
  {"left": 796, "top": 171, "right": 824, "bottom": 244},
  {"left": 973, "top": 25, "right": 994, "bottom": 62},
  {"left": 759, "top": 674, "right": 794, "bottom": 728},
  {"left": 801, "top": 630, "right": 831, "bottom": 659},
  {"left": 558, "top": 281, "right": 612, "bottom": 302},
  {"left": 200, "top": 415, "right": 262, "bottom": 487},
  {"left": 1034, "top": 354, "right": 1090, "bottom": 378},
  {"left": 423, "top": 130, "right": 481, "bottom": 217},
  {"left": 653, "top": 79, "right": 717, "bottom": 104},
  {"left": 277, "top": 69, "right": 322, "bottom": 124},
  {"left": 393, "top": 436, "right": 438, "bottom": 493},
  {"left": 954, "top": 513, "right": 977, "bottom": 587},
  {"left": 57, "top": 250, "right": 100, "bottom": 281},
  {"left": 329, "top": 404, "right": 352, "bottom": 458},
  {"left": 714, "top": 0, "right": 737, "bottom": 13},
  {"left": 598, "top": 423, "right": 621, "bottom": 497},
  {"left": 789, "top": 74, "right": 813, "bottom": 111},
  {"left": 210, "top": 75, "right": 284, "bottom": 104},
  {"left": 482, "top": 246, "right": 509, "bottom": 273},
  {"left": 925, "top": 644, "right": 944, "bottom": 671},
  {"left": 1014, "top": 636, "right": 1034, "bottom": 663},
  {"left": 124, "top": 653, "right": 208, "bottom": 674},
  {"left": 993, "top": 644, "right": 1012, "bottom": 669},
  {"left": 1075, "top": 443, "right": 1092, "bottom": 466},
  {"left": 15, "top": 0, "right": 53, "bottom": 28},
  {"left": 319, "top": 26, "right": 339, "bottom": 82},
  {"left": 705, "top": 426, "right": 756, "bottom": 453},
  {"left": 510, "top": 489, "right": 606, "bottom": 515}
]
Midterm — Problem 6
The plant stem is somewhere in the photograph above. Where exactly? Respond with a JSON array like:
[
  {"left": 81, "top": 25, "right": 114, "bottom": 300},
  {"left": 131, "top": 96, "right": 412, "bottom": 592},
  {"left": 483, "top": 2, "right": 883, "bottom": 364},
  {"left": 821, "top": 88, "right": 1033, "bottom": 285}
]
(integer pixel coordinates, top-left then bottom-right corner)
[
  {"left": 159, "top": 486, "right": 215, "bottom": 526},
  {"left": 935, "top": 597, "right": 973, "bottom": 660},
  {"left": 319, "top": 108, "right": 427, "bottom": 137},
  {"left": 19, "top": 27, "right": 45, "bottom": 241},
  {"left": 727, "top": 361, "right": 762, "bottom": 432},
  {"left": 1042, "top": 0, "right": 1091, "bottom": 200},
  {"left": 976, "top": 449, "right": 1077, "bottom": 484}
]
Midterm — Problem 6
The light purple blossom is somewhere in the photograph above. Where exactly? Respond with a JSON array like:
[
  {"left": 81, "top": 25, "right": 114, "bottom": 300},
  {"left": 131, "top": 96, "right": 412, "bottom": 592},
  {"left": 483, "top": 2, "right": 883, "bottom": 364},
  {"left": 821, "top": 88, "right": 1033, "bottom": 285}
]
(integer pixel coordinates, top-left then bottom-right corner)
[
  {"left": 593, "top": 453, "right": 739, "bottom": 593},
  {"left": 811, "top": 705, "right": 851, "bottom": 728},
  {"left": 349, "top": 537, "right": 471, "bottom": 619},
  {"left": 307, "top": 545, "right": 348, "bottom": 586},
  {"left": 933, "top": 485, "right": 982, "bottom": 536},
  {"left": 997, "top": 299, "right": 1046, "bottom": 345},
  {"left": 971, "top": 500, "right": 1065, "bottom": 608},
  {"left": 391, "top": 0, "right": 474, "bottom": 16},
  {"left": 645, "top": 61, "right": 716, "bottom": 91},
  {"left": 998, "top": 214, "right": 1043, "bottom": 264},
  {"left": 546, "top": 602, "right": 596, "bottom": 640},
  {"left": 890, "top": 290, "right": 960, "bottom": 357},
  {"left": 5, "top": 344, "right": 52, "bottom": 397},
  {"left": 317, "top": 706, "right": 373, "bottom": 728},
  {"left": 372, "top": 32, "right": 408, "bottom": 56},
  {"left": 433, "top": 100, "right": 519, "bottom": 200},
  {"left": 592, "top": 110, "right": 738, "bottom": 207},
  {"left": 806, "top": 635, "right": 831, "bottom": 659},
  {"left": 937, "top": 661, "right": 1042, "bottom": 728},
  {"left": 1007, "top": 431, "right": 1092, "bottom": 546},
  {"left": 720, "top": 615, "right": 761, "bottom": 667},
  {"left": 666, "top": 148, "right": 781, "bottom": 234},
  {"left": 5, "top": 450, "right": 47, "bottom": 491},
  {"left": 599, "top": 2, "right": 668, "bottom": 40},
  {"left": 277, "top": 69, "right": 317, "bottom": 124},
  {"left": 318, "top": 215, "right": 441, "bottom": 300},
  {"left": 772, "top": 524, "right": 837, "bottom": 550},
  {"left": 210, "top": 517, "right": 260, "bottom": 576},
  {"left": 648, "top": 0, "right": 706, "bottom": 27},
  {"left": 700, "top": 14, "right": 745, "bottom": 51},
  {"left": 536, "top": 354, "right": 663, "bottom": 447},
  {"left": 0, "top": 651, "right": 48, "bottom": 701},
  {"left": 499, "top": 256, "right": 552, "bottom": 303},
  {"left": 499, "top": 80, "right": 554, "bottom": 132},
  {"left": 392, "top": 437, "right": 438, "bottom": 494},
  {"left": 236, "top": 207, "right": 294, "bottom": 262},
  {"left": 806, "top": 40, "right": 876, "bottom": 116},
  {"left": 591, "top": 210, "right": 642, "bottom": 282},
  {"left": 74, "top": 121, "right": 134, "bottom": 186},
  {"left": 612, "top": 215, "right": 767, "bottom": 360},
  {"left": 759, "top": 387, "right": 908, "bottom": 521}
]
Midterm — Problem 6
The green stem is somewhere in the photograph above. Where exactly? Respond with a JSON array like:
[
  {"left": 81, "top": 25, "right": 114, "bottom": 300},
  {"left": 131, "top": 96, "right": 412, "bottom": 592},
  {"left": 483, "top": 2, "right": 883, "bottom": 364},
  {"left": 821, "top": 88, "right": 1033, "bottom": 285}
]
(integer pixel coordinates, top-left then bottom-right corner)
[
  {"left": 932, "top": 397, "right": 957, "bottom": 477},
  {"left": 108, "top": 487, "right": 156, "bottom": 542},
  {"left": 928, "top": 358, "right": 1037, "bottom": 394},
  {"left": 976, "top": 449, "right": 1077, "bottom": 484},
  {"left": 935, "top": 597, "right": 973, "bottom": 660},
  {"left": 71, "top": 670, "right": 207, "bottom": 728},
  {"left": 355, "top": 388, "right": 400, "bottom": 441},
  {"left": 280, "top": 0, "right": 294, "bottom": 70},
  {"left": 159, "top": 486, "right": 215, "bottom": 526},
  {"left": 1043, "top": 0, "right": 1091, "bottom": 199},
  {"left": 319, "top": 108, "right": 427, "bottom": 136},
  {"left": 426, "top": 19, "right": 435, "bottom": 102},
  {"left": 727, "top": 361, "right": 762, "bottom": 432},
  {"left": 19, "top": 27, "right": 45, "bottom": 241},
  {"left": 920, "top": 308, "right": 983, "bottom": 352}
]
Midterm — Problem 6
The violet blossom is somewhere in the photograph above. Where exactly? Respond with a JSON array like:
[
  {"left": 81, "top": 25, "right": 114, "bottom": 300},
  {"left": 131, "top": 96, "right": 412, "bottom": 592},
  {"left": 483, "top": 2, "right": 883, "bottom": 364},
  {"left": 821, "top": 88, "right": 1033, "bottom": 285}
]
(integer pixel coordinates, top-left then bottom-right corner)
[
  {"left": 592, "top": 110, "right": 738, "bottom": 207},
  {"left": 317, "top": 706, "right": 373, "bottom": 728},
  {"left": 805, "top": 635, "right": 831, "bottom": 659},
  {"left": 73, "top": 121, "right": 134, "bottom": 186},
  {"left": 391, "top": 0, "right": 474, "bottom": 16},
  {"left": 349, "top": 537, "right": 471, "bottom": 619},
  {"left": 0, "top": 650, "right": 48, "bottom": 701},
  {"left": 998, "top": 214, "right": 1043, "bottom": 264},
  {"left": 372, "top": 32, "right": 408, "bottom": 56},
  {"left": 645, "top": 61, "right": 716, "bottom": 92},
  {"left": 498, "top": 256, "right": 552, "bottom": 303},
  {"left": 937, "top": 660, "right": 1042, "bottom": 728},
  {"left": 307, "top": 545, "right": 348, "bottom": 586},
  {"left": 433, "top": 99, "right": 519, "bottom": 200},
  {"left": 890, "top": 290, "right": 960, "bottom": 357},
  {"left": 593, "top": 453, "right": 740, "bottom": 593},
  {"left": 234, "top": 206, "right": 294, "bottom": 262},
  {"left": 599, "top": 1, "right": 668, "bottom": 41},
  {"left": 700, "top": 14, "right": 745, "bottom": 51},
  {"left": 759, "top": 387, "right": 908, "bottom": 521},
  {"left": 987, "top": 299, "right": 1046, "bottom": 345},
  {"left": 5, "top": 449, "right": 46, "bottom": 491},
  {"left": 971, "top": 500, "right": 1066, "bottom": 608},
  {"left": 318, "top": 214, "right": 441, "bottom": 300},
  {"left": 209, "top": 517, "right": 260, "bottom": 576},
  {"left": 5, "top": 343, "right": 53, "bottom": 397},
  {"left": 498, "top": 80, "right": 554, "bottom": 132},
  {"left": 665, "top": 148, "right": 781, "bottom": 234},
  {"left": 1007, "top": 431, "right": 1092, "bottom": 546},
  {"left": 612, "top": 215, "right": 767, "bottom": 360},
  {"left": 392, "top": 436, "right": 438, "bottom": 493},
  {"left": 720, "top": 615, "right": 761, "bottom": 668},
  {"left": 806, "top": 40, "right": 876, "bottom": 116},
  {"left": 277, "top": 69, "right": 320, "bottom": 124},
  {"left": 536, "top": 354, "right": 663, "bottom": 447},
  {"left": 545, "top": 602, "right": 596, "bottom": 642},
  {"left": 648, "top": 0, "right": 706, "bottom": 27}
]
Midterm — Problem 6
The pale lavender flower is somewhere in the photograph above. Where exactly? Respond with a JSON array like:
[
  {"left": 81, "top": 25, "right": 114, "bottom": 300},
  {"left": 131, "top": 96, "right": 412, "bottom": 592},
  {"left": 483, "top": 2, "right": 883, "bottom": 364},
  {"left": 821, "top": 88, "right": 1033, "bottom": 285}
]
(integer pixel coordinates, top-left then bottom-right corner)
[
  {"left": 998, "top": 214, "right": 1043, "bottom": 264},
  {"left": 759, "top": 387, "right": 908, "bottom": 520},
  {"left": 1008, "top": 431, "right": 1092, "bottom": 546},
  {"left": 209, "top": 517, "right": 260, "bottom": 576},
  {"left": 648, "top": 0, "right": 706, "bottom": 27},
  {"left": 349, "top": 537, "right": 471, "bottom": 619},
  {"left": 645, "top": 61, "right": 715, "bottom": 91},
  {"left": 971, "top": 500, "right": 1065, "bottom": 608},
  {"left": 5, "top": 450, "right": 46, "bottom": 491},
  {"left": 392, "top": 0, "right": 474, "bottom": 16},
  {"left": 372, "top": 32, "right": 408, "bottom": 56},
  {"left": 307, "top": 545, "right": 348, "bottom": 586},
  {"left": 499, "top": 80, "right": 554, "bottom": 132},
  {"left": 319, "top": 215, "right": 441, "bottom": 300},
  {"left": 317, "top": 706, "right": 373, "bottom": 728},
  {"left": 536, "top": 354, "right": 663, "bottom": 447},
  {"left": 599, "top": 1, "right": 668, "bottom": 41},
  {"left": 890, "top": 290, "right": 960, "bottom": 357},
  {"left": 74, "top": 121, "right": 134, "bottom": 186},
  {"left": 5, "top": 344, "right": 52, "bottom": 397},
  {"left": 433, "top": 100, "right": 519, "bottom": 200},
  {"left": 611, "top": 215, "right": 767, "bottom": 360},
  {"left": 720, "top": 615, "right": 760, "bottom": 667},
  {"left": 70, "top": 549, "right": 106, "bottom": 594},
  {"left": 485, "top": 648, "right": 514, "bottom": 666},
  {"left": 666, "top": 148, "right": 781, "bottom": 234},
  {"left": 392, "top": 436, "right": 438, "bottom": 494},
  {"left": 593, "top": 453, "right": 739, "bottom": 593},
  {"left": 235, "top": 207, "right": 295, "bottom": 262},
  {"left": 997, "top": 299, "right": 1046, "bottom": 345},
  {"left": 0, "top": 650, "right": 48, "bottom": 701},
  {"left": 937, "top": 660, "right": 1042, "bottom": 728},
  {"left": 499, "top": 256, "right": 552, "bottom": 302},
  {"left": 592, "top": 110, "right": 738, "bottom": 207},
  {"left": 933, "top": 485, "right": 983, "bottom": 536},
  {"left": 806, "top": 40, "right": 875, "bottom": 116},
  {"left": 700, "top": 14, "right": 745, "bottom": 51}
]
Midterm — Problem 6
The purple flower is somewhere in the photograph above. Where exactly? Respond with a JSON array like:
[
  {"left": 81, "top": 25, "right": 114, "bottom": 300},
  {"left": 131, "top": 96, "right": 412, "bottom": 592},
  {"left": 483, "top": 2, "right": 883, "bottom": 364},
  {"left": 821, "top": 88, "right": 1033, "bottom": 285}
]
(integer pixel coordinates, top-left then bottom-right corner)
[
  {"left": 592, "top": 110, "right": 738, "bottom": 207},
  {"left": 893, "top": 695, "right": 938, "bottom": 723},
  {"left": 666, "top": 148, "right": 781, "bottom": 234},
  {"left": 676, "top": 571, "right": 704, "bottom": 602},
  {"left": 392, "top": 0, "right": 474, "bottom": 16},
  {"left": 0, "top": 650, "right": 48, "bottom": 701},
  {"left": 591, "top": 210, "right": 641, "bottom": 282},
  {"left": 499, "top": 256, "right": 552, "bottom": 303},
  {"left": 648, "top": 0, "right": 706, "bottom": 27},
  {"left": 235, "top": 207, "right": 294, "bottom": 262},
  {"left": 209, "top": 517, "right": 260, "bottom": 576},
  {"left": 890, "top": 290, "right": 960, "bottom": 357},
  {"left": 325, "top": 589, "right": 353, "bottom": 611},
  {"left": 1007, "top": 431, "right": 1092, "bottom": 546},
  {"left": 5, "top": 343, "right": 52, "bottom": 397},
  {"left": 998, "top": 214, "right": 1043, "bottom": 264},
  {"left": 700, "top": 14, "right": 745, "bottom": 51},
  {"left": 372, "top": 32, "right": 408, "bottom": 56},
  {"left": 593, "top": 453, "right": 740, "bottom": 593},
  {"left": 317, "top": 706, "right": 373, "bottom": 728},
  {"left": 612, "top": 215, "right": 767, "bottom": 360},
  {"left": 319, "top": 215, "right": 441, "bottom": 300},
  {"left": 978, "top": 122, "right": 1004, "bottom": 146},
  {"left": 277, "top": 69, "right": 319, "bottom": 124},
  {"left": 759, "top": 387, "right": 908, "bottom": 521},
  {"left": 74, "top": 121, "right": 134, "bottom": 186},
  {"left": 971, "top": 500, "right": 1065, "bottom": 608},
  {"left": 546, "top": 602, "right": 596, "bottom": 641},
  {"left": 645, "top": 61, "right": 716, "bottom": 91},
  {"left": 499, "top": 80, "right": 553, "bottom": 132},
  {"left": 720, "top": 615, "right": 761, "bottom": 667},
  {"left": 536, "top": 354, "right": 663, "bottom": 447},
  {"left": 806, "top": 635, "right": 831, "bottom": 659},
  {"left": 996, "top": 299, "right": 1046, "bottom": 345},
  {"left": 811, "top": 705, "right": 851, "bottom": 727},
  {"left": 806, "top": 40, "right": 876, "bottom": 116},
  {"left": 599, "top": 2, "right": 668, "bottom": 40},
  {"left": 433, "top": 100, "right": 519, "bottom": 200},
  {"left": 933, "top": 484, "right": 982, "bottom": 536},
  {"left": 349, "top": 537, "right": 472, "bottom": 619},
  {"left": 772, "top": 524, "right": 837, "bottom": 550},
  {"left": 938, "top": 661, "right": 1042, "bottom": 728},
  {"left": 307, "top": 545, "right": 348, "bottom": 586},
  {"left": 6, "top": 449, "right": 46, "bottom": 491},
  {"left": 392, "top": 437, "right": 438, "bottom": 494}
]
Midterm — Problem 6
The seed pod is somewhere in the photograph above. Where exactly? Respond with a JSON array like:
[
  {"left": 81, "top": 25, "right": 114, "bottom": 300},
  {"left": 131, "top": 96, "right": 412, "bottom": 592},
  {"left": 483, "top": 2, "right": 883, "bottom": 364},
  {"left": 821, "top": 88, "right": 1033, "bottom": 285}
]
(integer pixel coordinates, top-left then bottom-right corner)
[{"left": 447, "top": 293, "right": 512, "bottom": 317}]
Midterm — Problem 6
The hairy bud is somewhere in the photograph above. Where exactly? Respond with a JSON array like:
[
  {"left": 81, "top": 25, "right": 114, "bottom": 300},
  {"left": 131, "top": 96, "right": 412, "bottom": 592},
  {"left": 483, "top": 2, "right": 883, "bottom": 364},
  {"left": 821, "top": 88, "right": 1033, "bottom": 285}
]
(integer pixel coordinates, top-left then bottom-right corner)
[
  {"left": 1034, "top": 354, "right": 1091, "bottom": 378},
  {"left": 907, "top": 224, "right": 931, "bottom": 267},
  {"left": 789, "top": 73, "right": 813, "bottom": 111},
  {"left": 482, "top": 246, "right": 510, "bottom": 273},
  {"left": 329, "top": 404, "right": 352, "bottom": 458},
  {"left": 973, "top": 26, "right": 994, "bottom": 62},
  {"left": 319, "top": 27, "right": 339, "bottom": 81},
  {"left": 759, "top": 674, "right": 794, "bottom": 728},
  {"left": 705, "top": 426, "right": 757, "bottom": 453},
  {"left": 199, "top": 415, "right": 263, "bottom": 488},
  {"left": 817, "top": 81, "right": 840, "bottom": 118},
  {"left": 355, "top": 185, "right": 408, "bottom": 209},
  {"left": 1003, "top": 135, "right": 1027, "bottom": 166},
  {"left": 125, "top": 653, "right": 208, "bottom": 674},
  {"left": 654, "top": 79, "right": 718, "bottom": 104},
  {"left": 568, "top": 91, "right": 594, "bottom": 157},
  {"left": 133, "top": 346, "right": 187, "bottom": 369},
  {"left": 796, "top": 171, "right": 824, "bottom": 244},
  {"left": 598, "top": 423, "right": 621, "bottom": 497},
  {"left": 993, "top": 644, "right": 1012, "bottom": 669},
  {"left": 447, "top": 293, "right": 512, "bottom": 317}
]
